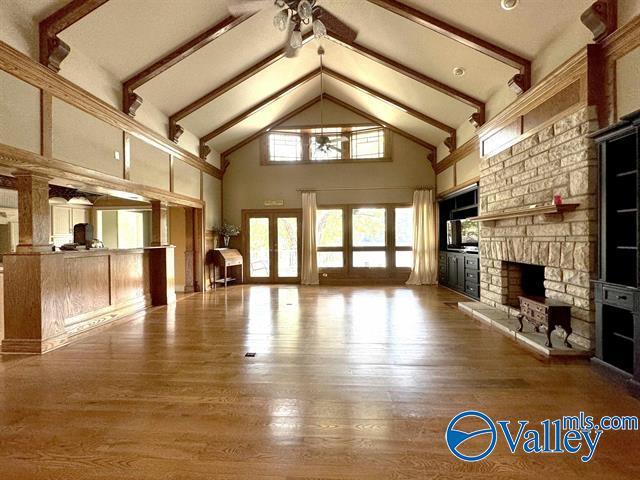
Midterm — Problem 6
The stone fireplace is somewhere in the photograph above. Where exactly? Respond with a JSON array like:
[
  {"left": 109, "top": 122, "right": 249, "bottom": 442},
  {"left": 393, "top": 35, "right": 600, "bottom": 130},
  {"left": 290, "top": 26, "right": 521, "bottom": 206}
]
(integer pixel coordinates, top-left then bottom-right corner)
[{"left": 478, "top": 106, "right": 599, "bottom": 349}]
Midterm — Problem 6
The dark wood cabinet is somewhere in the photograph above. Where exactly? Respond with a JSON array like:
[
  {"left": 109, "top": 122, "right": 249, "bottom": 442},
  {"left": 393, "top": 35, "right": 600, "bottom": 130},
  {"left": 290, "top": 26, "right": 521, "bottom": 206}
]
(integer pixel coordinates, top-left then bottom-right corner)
[
  {"left": 591, "top": 109, "right": 640, "bottom": 387},
  {"left": 439, "top": 250, "right": 479, "bottom": 299}
]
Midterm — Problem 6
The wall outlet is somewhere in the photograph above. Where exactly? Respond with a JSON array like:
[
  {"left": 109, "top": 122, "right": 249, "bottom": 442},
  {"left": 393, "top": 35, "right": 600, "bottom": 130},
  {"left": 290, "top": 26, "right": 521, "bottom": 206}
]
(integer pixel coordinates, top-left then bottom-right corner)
[{"left": 114, "top": 151, "right": 120, "bottom": 160}]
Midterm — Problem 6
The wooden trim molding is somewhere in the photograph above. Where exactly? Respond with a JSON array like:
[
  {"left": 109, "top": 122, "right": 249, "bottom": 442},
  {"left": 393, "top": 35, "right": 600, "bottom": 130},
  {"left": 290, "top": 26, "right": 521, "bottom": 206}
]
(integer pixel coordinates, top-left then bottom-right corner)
[
  {"left": 434, "top": 136, "right": 479, "bottom": 174},
  {"left": 367, "top": 0, "right": 531, "bottom": 89},
  {"left": 200, "top": 69, "right": 321, "bottom": 144},
  {"left": 39, "top": 0, "right": 108, "bottom": 72},
  {"left": 0, "top": 143, "right": 204, "bottom": 209},
  {"left": 122, "top": 14, "right": 251, "bottom": 114},
  {"left": 436, "top": 176, "right": 479, "bottom": 199},
  {"left": 0, "top": 40, "right": 221, "bottom": 180},
  {"left": 323, "top": 67, "right": 456, "bottom": 138}
]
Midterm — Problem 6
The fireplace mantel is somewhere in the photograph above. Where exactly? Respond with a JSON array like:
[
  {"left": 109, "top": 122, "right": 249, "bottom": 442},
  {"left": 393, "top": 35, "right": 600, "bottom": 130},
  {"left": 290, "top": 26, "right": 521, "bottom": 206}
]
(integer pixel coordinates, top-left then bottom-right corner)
[{"left": 469, "top": 203, "right": 579, "bottom": 222}]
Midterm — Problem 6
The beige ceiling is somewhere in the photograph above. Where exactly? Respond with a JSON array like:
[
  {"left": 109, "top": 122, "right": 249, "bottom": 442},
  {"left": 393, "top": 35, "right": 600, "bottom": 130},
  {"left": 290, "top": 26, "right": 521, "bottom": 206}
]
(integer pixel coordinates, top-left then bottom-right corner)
[{"left": 18, "top": 0, "right": 594, "bottom": 155}]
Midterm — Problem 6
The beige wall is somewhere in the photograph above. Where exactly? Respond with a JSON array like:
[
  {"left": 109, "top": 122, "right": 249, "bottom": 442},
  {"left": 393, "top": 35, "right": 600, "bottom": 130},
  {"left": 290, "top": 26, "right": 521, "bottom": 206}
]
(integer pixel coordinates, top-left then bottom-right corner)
[
  {"left": 616, "top": 46, "right": 640, "bottom": 119},
  {"left": 202, "top": 173, "right": 222, "bottom": 230},
  {"left": 129, "top": 136, "right": 171, "bottom": 191},
  {"left": 223, "top": 129, "right": 435, "bottom": 225},
  {"left": 173, "top": 159, "right": 201, "bottom": 199},
  {"left": 0, "top": 71, "right": 40, "bottom": 154},
  {"left": 436, "top": 167, "right": 455, "bottom": 195},
  {"left": 52, "top": 98, "right": 124, "bottom": 178}
]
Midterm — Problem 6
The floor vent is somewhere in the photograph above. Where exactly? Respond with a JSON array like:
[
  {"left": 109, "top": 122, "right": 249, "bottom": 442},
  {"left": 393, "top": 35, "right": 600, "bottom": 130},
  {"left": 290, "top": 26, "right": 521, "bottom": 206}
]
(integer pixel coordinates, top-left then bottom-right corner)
[{"left": 244, "top": 352, "right": 256, "bottom": 357}]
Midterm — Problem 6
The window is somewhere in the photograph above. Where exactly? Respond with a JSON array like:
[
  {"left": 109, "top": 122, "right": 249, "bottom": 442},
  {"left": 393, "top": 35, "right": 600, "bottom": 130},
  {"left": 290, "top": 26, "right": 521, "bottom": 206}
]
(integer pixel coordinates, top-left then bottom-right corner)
[
  {"left": 350, "top": 127, "right": 385, "bottom": 159},
  {"left": 316, "top": 208, "right": 344, "bottom": 268},
  {"left": 315, "top": 204, "right": 413, "bottom": 273},
  {"left": 352, "top": 207, "right": 386, "bottom": 268},
  {"left": 264, "top": 125, "right": 388, "bottom": 164},
  {"left": 310, "top": 128, "right": 342, "bottom": 161},
  {"left": 268, "top": 132, "right": 302, "bottom": 162}
]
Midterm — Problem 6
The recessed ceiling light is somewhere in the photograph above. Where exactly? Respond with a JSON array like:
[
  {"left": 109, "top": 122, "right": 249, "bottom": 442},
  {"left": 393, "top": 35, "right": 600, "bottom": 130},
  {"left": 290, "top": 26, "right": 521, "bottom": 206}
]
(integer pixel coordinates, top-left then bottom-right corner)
[
  {"left": 501, "top": 0, "right": 519, "bottom": 10},
  {"left": 452, "top": 67, "right": 466, "bottom": 77}
]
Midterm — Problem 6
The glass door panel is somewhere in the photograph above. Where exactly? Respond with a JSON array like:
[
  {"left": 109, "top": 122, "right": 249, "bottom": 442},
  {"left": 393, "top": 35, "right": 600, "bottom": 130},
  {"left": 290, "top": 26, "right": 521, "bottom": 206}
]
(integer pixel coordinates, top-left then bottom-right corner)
[
  {"left": 248, "top": 217, "right": 270, "bottom": 278},
  {"left": 277, "top": 217, "right": 298, "bottom": 278}
]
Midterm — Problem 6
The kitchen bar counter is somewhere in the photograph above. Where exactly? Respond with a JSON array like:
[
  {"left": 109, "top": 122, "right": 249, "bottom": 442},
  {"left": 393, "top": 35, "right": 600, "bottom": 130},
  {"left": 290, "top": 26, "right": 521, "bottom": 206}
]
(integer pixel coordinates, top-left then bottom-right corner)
[{"left": 1, "top": 246, "right": 175, "bottom": 354}]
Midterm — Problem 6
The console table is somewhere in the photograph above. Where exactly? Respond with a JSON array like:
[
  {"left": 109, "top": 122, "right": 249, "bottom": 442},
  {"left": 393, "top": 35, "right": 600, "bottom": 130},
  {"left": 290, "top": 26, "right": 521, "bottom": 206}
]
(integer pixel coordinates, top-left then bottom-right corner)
[{"left": 517, "top": 296, "right": 572, "bottom": 348}]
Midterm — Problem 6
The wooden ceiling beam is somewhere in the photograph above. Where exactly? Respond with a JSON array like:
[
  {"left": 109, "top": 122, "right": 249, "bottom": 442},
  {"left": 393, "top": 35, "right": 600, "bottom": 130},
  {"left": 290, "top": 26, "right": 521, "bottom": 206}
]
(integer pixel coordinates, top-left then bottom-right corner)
[
  {"left": 200, "top": 68, "right": 321, "bottom": 144},
  {"left": 39, "top": 0, "right": 109, "bottom": 72},
  {"left": 323, "top": 93, "right": 437, "bottom": 154},
  {"left": 122, "top": 14, "right": 252, "bottom": 115},
  {"left": 220, "top": 96, "right": 323, "bottom": 169},
  {"left": 327, "top": 34, "right": 485, "bottom": 122},
  {"left": 323, "top": 67, "right": 456, "bottom": 148},
  {"left": 367, "top": 0, "right": 531, "bottom": 90},
  {"left": 170, "top": 31, "right": 316, "bottom": 131}
]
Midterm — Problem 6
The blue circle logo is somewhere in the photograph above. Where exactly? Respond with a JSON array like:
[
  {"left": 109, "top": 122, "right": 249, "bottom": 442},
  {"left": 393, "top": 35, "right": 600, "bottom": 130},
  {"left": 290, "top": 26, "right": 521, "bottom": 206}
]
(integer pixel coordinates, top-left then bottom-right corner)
[{"left": 445, "top": 410, "right": 497, "bottom": 462}]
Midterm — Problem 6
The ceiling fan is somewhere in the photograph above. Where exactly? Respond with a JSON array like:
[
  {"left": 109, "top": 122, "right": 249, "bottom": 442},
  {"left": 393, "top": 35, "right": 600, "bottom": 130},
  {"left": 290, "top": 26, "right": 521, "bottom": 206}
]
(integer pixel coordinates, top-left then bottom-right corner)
[
  {"left": 314, "top": 46, "right": 348, "bottom": 154},
  {"left": 227, "top": 0, "right": 357, "bottom": 57}
]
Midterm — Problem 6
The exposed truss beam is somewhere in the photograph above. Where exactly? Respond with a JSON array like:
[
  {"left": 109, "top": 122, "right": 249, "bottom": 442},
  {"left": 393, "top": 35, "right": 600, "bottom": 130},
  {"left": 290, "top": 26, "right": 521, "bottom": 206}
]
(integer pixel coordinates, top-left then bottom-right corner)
[
  {"left": 200, "top": 69, "right": 321, "bottom": 144},
  {"left": 122, "top": 14, "right": 252, "bottom": 115},
  {"left": 323, "top": 67, "right": 456, "bottom": 149},
  {"left": 327, "top": 34, "right": 485, "bottom": 121},
  {"left": 367, "top": 0, "right": 531, "bottom": 90},
  {"left": 171, "top": 31, "right": 485, "bottom": 137},
  {"left": 171, "top": 32, "right": 316, "bottom": 131},
  {"left": 220, "top": 96, "right": 324, "bottom": 170},
  {"left": 323, "top": 94, "right": 437, "bottom": 154},
  {"left": 39, "top": 0, "right": 109, "bottom": 72}
]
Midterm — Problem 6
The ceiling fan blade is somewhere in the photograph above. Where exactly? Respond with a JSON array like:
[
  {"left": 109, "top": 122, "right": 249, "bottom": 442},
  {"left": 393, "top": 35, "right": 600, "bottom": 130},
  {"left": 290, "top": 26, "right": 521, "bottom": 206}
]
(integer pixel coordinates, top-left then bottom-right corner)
[
  {"left": 227, "top": 0, "right": 271, "bottom": 16},
  {"left": 315, "top": 6, "right": 358, "bottom": 44}
]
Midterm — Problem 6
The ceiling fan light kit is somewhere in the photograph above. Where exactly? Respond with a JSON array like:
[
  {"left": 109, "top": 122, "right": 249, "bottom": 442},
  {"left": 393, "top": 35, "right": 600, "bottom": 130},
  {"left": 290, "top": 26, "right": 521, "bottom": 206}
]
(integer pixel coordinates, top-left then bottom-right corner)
[{"left": 274, "top": 0, "right": 328, "bottom": 48}]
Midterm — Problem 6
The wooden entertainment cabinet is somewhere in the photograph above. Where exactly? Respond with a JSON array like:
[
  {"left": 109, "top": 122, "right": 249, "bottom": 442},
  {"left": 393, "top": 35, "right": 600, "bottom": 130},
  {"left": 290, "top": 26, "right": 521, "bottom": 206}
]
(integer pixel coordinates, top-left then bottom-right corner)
[
  {"left": 438, "top": 185, "right": 480, "bottom": 299},
  {"left": 591, "top": 110, "right": 640, "bottom": 388}
]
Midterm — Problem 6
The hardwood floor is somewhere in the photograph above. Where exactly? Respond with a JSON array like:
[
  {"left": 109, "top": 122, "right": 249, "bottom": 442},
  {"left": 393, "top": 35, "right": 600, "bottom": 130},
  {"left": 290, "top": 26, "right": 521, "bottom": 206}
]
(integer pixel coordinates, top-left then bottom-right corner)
[{"left": 0, "top": 285, "right": 638, "bottom": 479}]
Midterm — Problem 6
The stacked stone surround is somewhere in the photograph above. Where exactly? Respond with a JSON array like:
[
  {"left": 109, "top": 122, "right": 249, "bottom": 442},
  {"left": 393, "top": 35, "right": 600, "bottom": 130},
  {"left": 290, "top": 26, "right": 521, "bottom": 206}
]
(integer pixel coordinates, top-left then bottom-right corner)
[{"left": 478, "top": 106, "right": 599, "bottom": 349}]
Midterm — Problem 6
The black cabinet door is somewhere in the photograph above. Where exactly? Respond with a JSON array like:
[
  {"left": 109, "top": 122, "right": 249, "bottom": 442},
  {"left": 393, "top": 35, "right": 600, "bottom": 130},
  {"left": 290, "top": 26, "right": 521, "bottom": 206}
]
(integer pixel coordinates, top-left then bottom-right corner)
[
  {"left": 456, "top": 255, "right": 465, "bottom": 290},
  {"left": 447, "top": 255, "right": 458, "bottom": 287}
]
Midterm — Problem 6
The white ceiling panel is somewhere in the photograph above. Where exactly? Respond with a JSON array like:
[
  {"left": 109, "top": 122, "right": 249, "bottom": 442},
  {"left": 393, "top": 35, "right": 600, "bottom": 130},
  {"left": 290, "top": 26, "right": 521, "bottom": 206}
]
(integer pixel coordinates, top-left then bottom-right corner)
[
  {"left": 60, "top": 0, "right": 232, "bottom": 81},
  {"left": 324, "top": 76, "right": 448, "bottom": 146},
  {"left": 172, "top": 43, "right": 321, "bottom": 137}
]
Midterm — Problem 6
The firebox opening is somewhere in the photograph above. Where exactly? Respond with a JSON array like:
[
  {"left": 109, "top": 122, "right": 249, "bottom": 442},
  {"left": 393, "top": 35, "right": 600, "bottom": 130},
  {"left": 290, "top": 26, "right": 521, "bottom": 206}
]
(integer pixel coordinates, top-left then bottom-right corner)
[{"left": 506, "top": 262, "right": 545, "bottom": 308}]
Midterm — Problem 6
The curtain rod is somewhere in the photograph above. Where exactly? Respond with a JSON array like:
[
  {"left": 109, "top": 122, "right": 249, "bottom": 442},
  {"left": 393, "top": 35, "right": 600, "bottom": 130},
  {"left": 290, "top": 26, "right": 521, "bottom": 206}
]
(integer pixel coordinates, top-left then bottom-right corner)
[{"left": 296, "top": 186, "right": 429, "bottom": 192}]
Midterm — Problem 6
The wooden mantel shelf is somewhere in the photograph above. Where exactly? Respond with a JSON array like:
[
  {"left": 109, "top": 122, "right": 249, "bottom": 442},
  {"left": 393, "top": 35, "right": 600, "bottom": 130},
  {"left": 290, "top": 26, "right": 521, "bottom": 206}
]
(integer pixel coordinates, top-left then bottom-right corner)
[{"left": 469, "top": 203, "right": 579, "bottom": 222}]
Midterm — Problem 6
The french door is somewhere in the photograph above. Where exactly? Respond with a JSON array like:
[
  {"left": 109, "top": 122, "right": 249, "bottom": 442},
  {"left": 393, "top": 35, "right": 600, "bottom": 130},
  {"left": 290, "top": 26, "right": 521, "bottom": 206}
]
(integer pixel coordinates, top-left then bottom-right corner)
[{"left": 242, "top": 209, "right": 302, "bottom": 283}]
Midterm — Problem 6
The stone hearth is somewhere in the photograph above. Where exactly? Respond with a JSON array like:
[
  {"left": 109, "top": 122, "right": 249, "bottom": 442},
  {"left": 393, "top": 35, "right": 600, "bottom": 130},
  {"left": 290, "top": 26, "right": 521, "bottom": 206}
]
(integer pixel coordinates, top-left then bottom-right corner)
[{"left": 478, "top": 106, "right": 599, "bottom": 349}]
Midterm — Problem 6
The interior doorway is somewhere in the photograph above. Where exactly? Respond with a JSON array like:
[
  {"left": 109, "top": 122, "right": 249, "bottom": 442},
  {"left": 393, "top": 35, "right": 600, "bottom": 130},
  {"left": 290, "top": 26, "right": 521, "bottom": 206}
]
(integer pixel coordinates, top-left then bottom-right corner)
[{"left": 242, "top": 209, "right": 301, "bottom": 284}]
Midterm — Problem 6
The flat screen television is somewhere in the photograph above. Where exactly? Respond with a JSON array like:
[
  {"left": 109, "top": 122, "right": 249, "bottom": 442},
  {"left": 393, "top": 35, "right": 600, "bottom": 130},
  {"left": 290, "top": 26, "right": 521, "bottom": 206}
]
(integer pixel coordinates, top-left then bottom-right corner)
[{"left": 447, "top": 218, "right": 479, "bottom": 249}]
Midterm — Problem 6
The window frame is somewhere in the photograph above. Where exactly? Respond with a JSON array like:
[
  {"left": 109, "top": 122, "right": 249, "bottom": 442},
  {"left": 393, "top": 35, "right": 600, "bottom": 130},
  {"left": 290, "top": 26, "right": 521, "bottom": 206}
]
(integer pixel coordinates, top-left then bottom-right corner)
[
  {"left": 315, "top": 203, "right": 413, "bottom": 275},
  {"left": 261, "top": 124, "right": 391, "bottom": 165}
]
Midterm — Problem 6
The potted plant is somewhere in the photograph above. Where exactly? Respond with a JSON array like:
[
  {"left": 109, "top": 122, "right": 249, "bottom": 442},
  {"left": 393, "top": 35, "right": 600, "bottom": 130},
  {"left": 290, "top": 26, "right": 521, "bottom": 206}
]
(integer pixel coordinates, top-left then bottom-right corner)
[{"left": 214, "top": 223, "right": 240, "bottom": 248}]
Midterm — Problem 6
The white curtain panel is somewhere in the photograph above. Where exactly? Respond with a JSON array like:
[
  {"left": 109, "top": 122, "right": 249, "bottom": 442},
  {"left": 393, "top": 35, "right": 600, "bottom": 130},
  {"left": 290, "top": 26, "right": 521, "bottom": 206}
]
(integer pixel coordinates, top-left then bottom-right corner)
[
  {"left": 406, "top": 189, "right": 439, "bottom": 285},
  {"left": 301, "top": 191, "right": 320, "bottom": 285}
]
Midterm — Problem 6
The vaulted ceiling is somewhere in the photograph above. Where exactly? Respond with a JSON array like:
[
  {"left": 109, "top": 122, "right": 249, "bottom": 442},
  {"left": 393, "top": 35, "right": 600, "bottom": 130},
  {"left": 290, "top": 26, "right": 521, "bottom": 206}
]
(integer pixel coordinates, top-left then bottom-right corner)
[{"left": 24, "top": 0, "right": 593, "bottom": 157}]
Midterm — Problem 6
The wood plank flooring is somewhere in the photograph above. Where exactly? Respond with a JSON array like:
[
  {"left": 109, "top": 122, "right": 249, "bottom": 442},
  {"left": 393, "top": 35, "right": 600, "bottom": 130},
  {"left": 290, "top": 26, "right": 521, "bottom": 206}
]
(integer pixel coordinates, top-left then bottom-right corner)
[{"left": 0, "top": 285, "right": 638, "bottom": 479}]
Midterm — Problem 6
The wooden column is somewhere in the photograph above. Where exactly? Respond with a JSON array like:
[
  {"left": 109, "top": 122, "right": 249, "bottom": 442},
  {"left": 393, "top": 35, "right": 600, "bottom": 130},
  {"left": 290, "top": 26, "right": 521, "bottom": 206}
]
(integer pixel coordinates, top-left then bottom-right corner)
[
  {"left": 184, "top": 208, "right": 195, "bottom": 293},
  {"left": 194, "top": 208, "right": 204, "bottom": 292},
  {"left": 150, "top": 200, "right": 168, "bottom": 246},
  {"left": 15, "top": 172, "right": 52, "bottom": 252}
]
